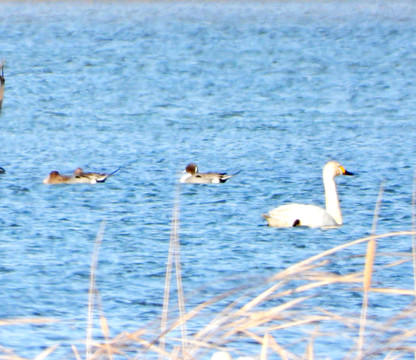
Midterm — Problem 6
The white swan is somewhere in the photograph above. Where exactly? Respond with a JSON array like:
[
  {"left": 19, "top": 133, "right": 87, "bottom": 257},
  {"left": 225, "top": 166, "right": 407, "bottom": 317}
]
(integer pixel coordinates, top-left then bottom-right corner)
[{"left": 263, "top": 161, "right": 354, "bottom": 228}]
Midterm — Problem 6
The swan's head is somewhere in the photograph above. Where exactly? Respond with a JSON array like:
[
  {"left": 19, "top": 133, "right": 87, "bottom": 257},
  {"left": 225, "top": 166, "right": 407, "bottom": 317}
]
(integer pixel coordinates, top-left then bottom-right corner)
[
  {"left": 324, "top": 161, "right": 354, "bottom": 179},
  {"left": 184, "top": 163, "right": 198, "bottom": 175}
]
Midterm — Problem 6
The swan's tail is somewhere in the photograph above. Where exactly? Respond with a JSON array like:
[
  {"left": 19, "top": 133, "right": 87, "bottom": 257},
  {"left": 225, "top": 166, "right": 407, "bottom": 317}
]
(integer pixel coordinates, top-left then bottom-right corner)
[{"left": 262, "top": 213, "right": 300, "bottom": 228}]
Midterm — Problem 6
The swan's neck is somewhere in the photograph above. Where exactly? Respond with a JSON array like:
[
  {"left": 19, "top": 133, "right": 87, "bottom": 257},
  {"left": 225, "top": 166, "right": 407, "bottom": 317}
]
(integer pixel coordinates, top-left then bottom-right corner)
[{"left": 324, "top": 175, "right": 342, "bottom": 225}]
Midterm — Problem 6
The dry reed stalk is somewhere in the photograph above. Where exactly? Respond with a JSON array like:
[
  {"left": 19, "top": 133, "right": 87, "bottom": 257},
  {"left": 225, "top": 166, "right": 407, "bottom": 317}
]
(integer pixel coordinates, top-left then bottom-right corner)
[
  {"left": 412, "top": 170, "right": 416, "bottom": 296},
  {"left": 71, "top": 344, "right": 82, "bottom": 360},
  {"left": 272, "top": 231, "right": 416, "bottom": 283},
  {"left": 378, "top": 257, "right": 409, "bottom": 268},
  {"left": 222, "top": 296, "right": 313, "bottom": 338},
  {"left": 160, "top": 184, "right": 189, "bottom": 359},
  {"left": 318, "top": 308, "right": 360, "bottom": 329},
  {"left": 260, "top": 333, "right": 271, "bottom": 360},
  {"left": 182, "top": 254, "right": 372, "bottom": 355},
  {"left": 359, "top": 251, "right": 412, "bottom": 258},
  {"left": 99, "top": 315, "right": 112, "bottom": 358},
  {"left": 0, "top": 318, "right": 57, "bottom": 326},
  {"left": 261, "top": 315, "right": 332, "bottom": 333},
  {"left": 89, "top": 343, "right": 127, "bottom": 360},
  {"left": 265, "top": 334, "right": 290, "bottom": 360},
  {"left": 172, "top": 193, "right": 188, "bottom": 360},
  {"left": 77, "top": 230, "right": 416, "bottom": 359},
  {"left": 385, "top": 354, "right": 409, "bottom": 360},
  {"left": 239, "top": 282, "right": 284, "bottom": 314},
  {"left": 87, "top": 327, "right": 146, "bottom": 357},
  {"left": 33, "top": 344, "right": 59, "bottom": 360},
  {"left": 93, "top": 288, "right": 113, "bottom": 360},
  {"left": 357, "top": 182, "right": 384, "bottom": 359},
  {"left": 272, "top": 261, "right": 330, "bottom": 283},
  {"left": 354, "top": 303, "right": 416, "bottom": 359},
  {"left": 160, "top": 202, "right": 175, "bottom": 355},
  {"left": 156, "top": 286, "right": 241, "bottom": 357},
  {"left": 90, "top": 326, "right": 164, "bottom": 358},
  {"left": 213, "top": 269, "right": 359, "bottom": 335},
  {"left": 170, "top": 346, "right": 181, "bottom": 360},
  {"left": 0, "top": 355, "right": 26, "bottom": 360},
  {"left": 184, "top": 232, "right": 416, "bottom": 359},
  {"left": 99, "top": 330, "right": 173, "bottom": 359},
  {"left": 382, "top": 328, "right": 416, "bottom": 352},
  {"left": 86, "top": 220, "right": 107, "bottom": 360},
  {"left": 224, "top": 263, "right": 328, "bottom": 324},
  {"left": 272, "top": 271, "right": 363, "bottom": 296},
  {"left": 303, "top": 326, "right": 319, "bottom": 360},
  {"left": 413, "top": 176, "right": 416, "bottom": 360},
  {"left": 0, "top": 345, "right": 26, "bottom": 360},
  {"left": 88, "top": 210, "right": 416, "bottom": 360},
  {"left": 182, "top": 288, "right": 251, "bottom": 358},
  {"left": 134, "top": 338, "right": 173, "bottom": 359},
  {"left": 240, "top": 329, "right": 296, "bottom": 359},
  {"left": 366, "top": 288, "right": 416, "bottom": 296}
]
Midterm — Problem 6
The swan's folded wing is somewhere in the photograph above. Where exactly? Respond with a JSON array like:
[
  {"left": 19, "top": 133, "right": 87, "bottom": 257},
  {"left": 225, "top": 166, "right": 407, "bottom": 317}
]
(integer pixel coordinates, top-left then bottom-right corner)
[{"left": 265, "top": 204, "right": 337, "bottom": 228}]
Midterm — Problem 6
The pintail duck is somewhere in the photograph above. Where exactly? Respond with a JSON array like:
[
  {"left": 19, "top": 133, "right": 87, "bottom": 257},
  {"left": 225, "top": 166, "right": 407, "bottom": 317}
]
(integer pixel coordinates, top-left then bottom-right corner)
[
  {"left": 180, "top": 163, "right": 240, "bottom": 184},
  {"left": 43, "top": 171, "right": 78, "bottom": 184},
  {"left": 43, "top": 168, "right": 119, "bottom": 184},
  {"left": 73, "top": 167, "right": 119, "bottom": 184},
  {"left": 263, "top": 161, "right": 354, "bottom": 228}
]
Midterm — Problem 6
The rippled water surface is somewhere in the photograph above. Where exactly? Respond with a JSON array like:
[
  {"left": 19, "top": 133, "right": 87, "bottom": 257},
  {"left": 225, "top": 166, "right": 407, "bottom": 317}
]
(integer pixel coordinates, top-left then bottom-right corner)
[{"left": 0, "top": 0, "right": 416, "bottom": 358}]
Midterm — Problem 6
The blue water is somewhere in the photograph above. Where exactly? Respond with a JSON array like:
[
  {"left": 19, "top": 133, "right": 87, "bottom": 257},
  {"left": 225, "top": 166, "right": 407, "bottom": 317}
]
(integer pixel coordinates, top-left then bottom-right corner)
[{"left": 0, "top": 0, "right": 416, "bottom": 358}]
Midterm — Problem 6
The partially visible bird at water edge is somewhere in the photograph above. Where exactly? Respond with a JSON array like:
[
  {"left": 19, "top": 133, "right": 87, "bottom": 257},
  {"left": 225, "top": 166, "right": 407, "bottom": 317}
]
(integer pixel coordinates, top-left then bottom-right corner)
[{"left": 0, "top": 60, "right": 5, "bottom": 112}]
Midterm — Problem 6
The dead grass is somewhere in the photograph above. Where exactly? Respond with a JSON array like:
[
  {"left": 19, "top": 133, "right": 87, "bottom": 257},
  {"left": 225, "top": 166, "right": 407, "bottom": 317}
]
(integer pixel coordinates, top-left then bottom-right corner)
[{"left": 2, "top": 183, "right": 416, "bottom": 359}]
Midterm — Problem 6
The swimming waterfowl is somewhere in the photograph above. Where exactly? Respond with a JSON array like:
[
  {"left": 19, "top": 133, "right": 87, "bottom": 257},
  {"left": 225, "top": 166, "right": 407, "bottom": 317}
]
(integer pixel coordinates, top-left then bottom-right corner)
[
  {"left": 263, "top": 161, "right": 354, "bottom": 228},
  {"left": 73, "top": 167, "right": 119, "bottom": 184},
  {"left": 180, "top": 163, "right": 240, "bottom": 184},
  {"left": 43, "top": 168, "right": 119, "bottom": 184},
  {"left": 42, "top": 171, "right": 77, "bottom": 184},
  {"left": 0, "top": 167, "right": 5, "bottom": 174}
]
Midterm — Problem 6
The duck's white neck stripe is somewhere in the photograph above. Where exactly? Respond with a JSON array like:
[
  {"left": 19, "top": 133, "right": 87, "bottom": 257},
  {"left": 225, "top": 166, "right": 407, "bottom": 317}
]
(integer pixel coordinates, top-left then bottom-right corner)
[{"left": 180, "top": 173, "right": 192, "bottom": 183}]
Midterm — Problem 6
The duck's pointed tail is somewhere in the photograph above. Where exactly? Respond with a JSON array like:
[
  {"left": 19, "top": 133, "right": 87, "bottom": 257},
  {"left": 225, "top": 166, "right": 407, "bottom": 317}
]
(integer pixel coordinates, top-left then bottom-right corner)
[
  {"left": 107, "top": 167, "right": 120, "bottom": 177},
  {"left": 96, "top": 168, "right": 120, "bottom": 183},
  {"left": 221, "top": 170, "right": 241, "bottom": 182}
]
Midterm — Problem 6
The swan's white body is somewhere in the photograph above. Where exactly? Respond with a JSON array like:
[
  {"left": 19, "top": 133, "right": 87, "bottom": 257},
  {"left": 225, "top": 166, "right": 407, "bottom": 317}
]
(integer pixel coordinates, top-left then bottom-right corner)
[{"left": 263, "top": 161, "right": 353, "bottom": 228}]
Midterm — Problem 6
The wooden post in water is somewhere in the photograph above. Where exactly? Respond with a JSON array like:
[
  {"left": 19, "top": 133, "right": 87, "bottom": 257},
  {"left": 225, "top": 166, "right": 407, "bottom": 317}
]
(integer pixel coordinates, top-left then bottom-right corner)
[{"left": 0, "top": 60, "right": 5, "bottom": 113}]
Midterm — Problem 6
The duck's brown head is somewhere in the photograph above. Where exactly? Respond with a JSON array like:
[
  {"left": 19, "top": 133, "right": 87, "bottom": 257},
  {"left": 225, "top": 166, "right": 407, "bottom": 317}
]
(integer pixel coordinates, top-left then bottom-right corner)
[{"left": 185, "top": 163, "right": 198, "bottom": 175}]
